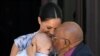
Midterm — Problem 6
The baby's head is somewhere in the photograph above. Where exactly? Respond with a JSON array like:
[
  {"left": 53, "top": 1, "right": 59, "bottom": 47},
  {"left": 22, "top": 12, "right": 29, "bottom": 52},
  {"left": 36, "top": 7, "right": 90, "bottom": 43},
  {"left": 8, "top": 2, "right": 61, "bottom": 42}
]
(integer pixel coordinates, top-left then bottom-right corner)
[{"left": 34, "top": 32, "right": 52, "bottom": 55}]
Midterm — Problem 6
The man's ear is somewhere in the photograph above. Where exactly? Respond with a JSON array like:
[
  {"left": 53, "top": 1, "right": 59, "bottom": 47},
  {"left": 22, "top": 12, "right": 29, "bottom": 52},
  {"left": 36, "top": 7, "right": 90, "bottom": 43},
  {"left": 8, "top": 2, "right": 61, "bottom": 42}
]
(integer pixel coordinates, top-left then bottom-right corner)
[{"left": 38, "top": 17, "right": 41, "bottom": 25}]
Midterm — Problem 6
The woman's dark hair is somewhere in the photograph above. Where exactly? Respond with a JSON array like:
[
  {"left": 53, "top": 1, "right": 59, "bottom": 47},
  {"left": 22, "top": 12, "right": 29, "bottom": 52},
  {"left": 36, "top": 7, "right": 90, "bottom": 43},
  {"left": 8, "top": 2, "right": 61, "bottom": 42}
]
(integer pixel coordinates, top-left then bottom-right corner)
[{"left": 39, "top": 2, "right": 62, "bottom": 21}]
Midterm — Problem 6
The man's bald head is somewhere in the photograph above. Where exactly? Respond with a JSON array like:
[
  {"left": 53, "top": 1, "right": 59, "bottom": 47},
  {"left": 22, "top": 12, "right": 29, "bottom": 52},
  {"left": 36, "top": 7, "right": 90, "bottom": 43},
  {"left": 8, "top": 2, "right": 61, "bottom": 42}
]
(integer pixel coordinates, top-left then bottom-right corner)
[{"left": 55, "top": 21, "right": 83, "bottom": 44}]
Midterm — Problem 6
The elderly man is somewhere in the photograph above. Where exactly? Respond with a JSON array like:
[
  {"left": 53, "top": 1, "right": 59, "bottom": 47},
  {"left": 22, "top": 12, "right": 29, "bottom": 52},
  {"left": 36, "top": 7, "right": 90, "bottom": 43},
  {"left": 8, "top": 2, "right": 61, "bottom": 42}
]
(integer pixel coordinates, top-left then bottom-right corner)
[{"left": 53, "top": 22, "right": 92, "bottom": 56}]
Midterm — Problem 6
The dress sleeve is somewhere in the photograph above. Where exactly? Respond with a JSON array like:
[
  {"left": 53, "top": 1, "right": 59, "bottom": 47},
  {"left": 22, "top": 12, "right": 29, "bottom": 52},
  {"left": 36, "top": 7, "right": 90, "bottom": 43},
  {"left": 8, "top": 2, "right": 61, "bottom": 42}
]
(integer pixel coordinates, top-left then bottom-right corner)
[
  {"left": 14, "top": 32, "right": 36, "bottom": 51},
  {"left": 14, "top": 35, "right": 28, "bottom": 51}
]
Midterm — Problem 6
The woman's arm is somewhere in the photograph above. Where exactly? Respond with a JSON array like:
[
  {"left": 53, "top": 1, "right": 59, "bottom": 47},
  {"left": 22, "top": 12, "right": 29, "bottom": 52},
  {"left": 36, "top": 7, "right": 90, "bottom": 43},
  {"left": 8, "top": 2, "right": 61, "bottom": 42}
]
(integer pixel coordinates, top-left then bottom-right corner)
[{"left": 10, "top": 43, "right": 19, "bottom": 56}]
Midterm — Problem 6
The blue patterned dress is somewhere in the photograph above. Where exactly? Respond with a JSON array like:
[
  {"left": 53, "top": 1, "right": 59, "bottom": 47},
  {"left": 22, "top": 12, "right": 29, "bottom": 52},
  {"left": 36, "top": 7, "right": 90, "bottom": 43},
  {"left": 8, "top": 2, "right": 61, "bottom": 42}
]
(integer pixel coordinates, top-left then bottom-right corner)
[
  {"left": 14, "top": 31, "right": 38, "bottom": 56},
  {"left": 14, "top": 31, "right": 48, "bottom": 56}
]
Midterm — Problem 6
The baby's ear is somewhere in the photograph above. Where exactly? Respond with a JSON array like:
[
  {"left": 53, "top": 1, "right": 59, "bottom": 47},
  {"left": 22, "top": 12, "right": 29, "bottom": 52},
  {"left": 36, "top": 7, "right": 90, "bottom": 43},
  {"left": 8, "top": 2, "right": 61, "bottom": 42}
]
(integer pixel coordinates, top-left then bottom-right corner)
[
  {"left": 32, "top": 36, "right": 37, "bottom": 46},
  {"left": 27, "top": 38, "right": 36, "bottom": 56}
]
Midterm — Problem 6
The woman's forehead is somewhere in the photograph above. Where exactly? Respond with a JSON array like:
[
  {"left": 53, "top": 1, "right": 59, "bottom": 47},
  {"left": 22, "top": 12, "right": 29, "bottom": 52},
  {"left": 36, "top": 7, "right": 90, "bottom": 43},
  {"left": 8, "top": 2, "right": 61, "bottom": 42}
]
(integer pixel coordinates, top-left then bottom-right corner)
[
  {"left": 44, "top": 19, "right": 61, "bottom": 26},
  {"left": 45, "top": 18, "right": 61, "bottom": 23}
]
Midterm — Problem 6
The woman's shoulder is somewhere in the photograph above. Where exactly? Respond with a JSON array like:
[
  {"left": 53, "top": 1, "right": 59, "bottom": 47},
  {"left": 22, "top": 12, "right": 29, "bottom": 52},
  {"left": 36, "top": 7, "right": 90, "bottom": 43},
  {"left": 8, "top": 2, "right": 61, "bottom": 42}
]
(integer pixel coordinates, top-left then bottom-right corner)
[
  {"left": 15, "top": 31, "right": 38, "bottom": 41},
  {"left": 14, "top": 33, "right": 33, "bottom": 41},
  {"left": 13, "top": 31, "right": 39, "bottom": 50}
]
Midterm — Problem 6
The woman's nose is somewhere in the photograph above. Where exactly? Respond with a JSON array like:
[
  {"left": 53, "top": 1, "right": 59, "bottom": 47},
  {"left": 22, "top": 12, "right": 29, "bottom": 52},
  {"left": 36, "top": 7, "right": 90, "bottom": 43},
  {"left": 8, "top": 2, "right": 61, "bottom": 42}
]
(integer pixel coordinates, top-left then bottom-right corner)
[{"left": 50, "top": 29, "right": 55, "bottom": 35}]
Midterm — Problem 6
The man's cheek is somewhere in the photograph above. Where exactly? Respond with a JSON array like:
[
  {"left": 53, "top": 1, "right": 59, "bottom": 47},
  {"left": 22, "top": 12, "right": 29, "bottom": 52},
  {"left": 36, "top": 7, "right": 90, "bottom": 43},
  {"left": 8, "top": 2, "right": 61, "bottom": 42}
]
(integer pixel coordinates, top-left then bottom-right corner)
[
  {"left": 53, "top": 40, "right": 64, "bottom": 50},
  {"left": 53, "top": 40, "right": 59, "bottom": 48}
]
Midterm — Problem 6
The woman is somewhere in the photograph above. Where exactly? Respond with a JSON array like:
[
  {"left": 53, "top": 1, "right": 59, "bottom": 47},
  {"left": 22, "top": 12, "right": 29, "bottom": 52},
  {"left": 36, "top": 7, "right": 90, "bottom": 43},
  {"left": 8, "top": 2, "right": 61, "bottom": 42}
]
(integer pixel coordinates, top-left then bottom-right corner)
[{"left": 10, "top": 2, "right": 62, "bottom": 56}]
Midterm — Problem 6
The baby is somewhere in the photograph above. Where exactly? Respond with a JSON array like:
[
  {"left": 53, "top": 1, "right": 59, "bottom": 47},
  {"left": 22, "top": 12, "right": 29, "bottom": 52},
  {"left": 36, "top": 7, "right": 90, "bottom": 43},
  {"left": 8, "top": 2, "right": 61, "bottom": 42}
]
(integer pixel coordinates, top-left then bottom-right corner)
[{"left": 27, "top": 32, "right": 52, "bottom": 56}]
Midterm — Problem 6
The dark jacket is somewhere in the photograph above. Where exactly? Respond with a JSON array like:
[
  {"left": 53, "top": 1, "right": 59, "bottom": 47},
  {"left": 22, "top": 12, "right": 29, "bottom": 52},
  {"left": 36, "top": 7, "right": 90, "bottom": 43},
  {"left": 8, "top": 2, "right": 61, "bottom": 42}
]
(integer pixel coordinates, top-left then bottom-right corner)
[{"left": 71, "top": 43, "right": 93, "bottom": 56}]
